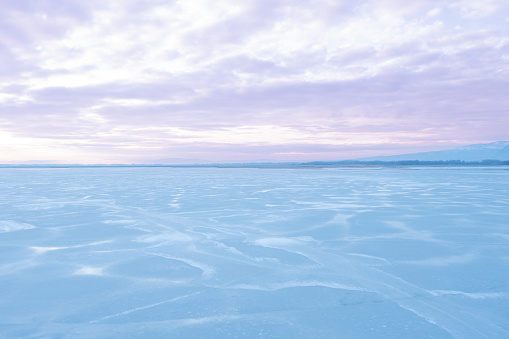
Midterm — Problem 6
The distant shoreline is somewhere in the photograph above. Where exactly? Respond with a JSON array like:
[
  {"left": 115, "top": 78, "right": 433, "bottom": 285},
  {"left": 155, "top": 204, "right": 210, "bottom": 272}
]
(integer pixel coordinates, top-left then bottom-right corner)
[{"left": 1, "top": 160, "right": 508, "bottom": 169}]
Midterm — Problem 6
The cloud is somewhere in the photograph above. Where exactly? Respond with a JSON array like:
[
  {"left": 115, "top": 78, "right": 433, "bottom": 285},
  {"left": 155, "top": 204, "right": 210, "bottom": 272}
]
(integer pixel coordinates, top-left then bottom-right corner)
[{"left": 0, "top": 0, "right": 508, "bottom": 163}]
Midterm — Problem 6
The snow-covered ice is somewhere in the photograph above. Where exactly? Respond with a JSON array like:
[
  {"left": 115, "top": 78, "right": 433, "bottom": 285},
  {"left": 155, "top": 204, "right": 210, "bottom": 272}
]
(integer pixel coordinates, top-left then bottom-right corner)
[{"left": 0, "top": 167, "right": 508, "bottom": 338}]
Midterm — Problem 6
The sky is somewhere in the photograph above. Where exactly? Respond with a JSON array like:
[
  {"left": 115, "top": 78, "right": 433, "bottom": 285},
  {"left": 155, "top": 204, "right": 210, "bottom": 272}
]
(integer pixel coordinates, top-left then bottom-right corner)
[{"left": 1, "top": 0, "right": 509, "bottom": 164}]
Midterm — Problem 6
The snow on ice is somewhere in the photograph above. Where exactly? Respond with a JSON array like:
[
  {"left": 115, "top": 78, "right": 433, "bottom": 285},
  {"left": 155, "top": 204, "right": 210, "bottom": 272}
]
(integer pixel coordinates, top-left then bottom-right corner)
[{"left": 0, "top": 167, "right": 508, "bottom": 338}]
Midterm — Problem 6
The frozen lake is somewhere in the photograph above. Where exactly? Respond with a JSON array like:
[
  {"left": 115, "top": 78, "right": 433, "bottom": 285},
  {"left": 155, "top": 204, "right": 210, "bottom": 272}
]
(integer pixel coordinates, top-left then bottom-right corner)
[{"left": 1, "top": 167, "right": 508, "bottom": 338}]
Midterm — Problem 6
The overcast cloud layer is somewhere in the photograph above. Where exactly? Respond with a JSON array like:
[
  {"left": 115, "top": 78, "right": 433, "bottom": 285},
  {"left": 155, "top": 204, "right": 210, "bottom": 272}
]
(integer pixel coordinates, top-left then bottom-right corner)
[{"left": 1, "top": 0, "right": 509, "bottom": 163}]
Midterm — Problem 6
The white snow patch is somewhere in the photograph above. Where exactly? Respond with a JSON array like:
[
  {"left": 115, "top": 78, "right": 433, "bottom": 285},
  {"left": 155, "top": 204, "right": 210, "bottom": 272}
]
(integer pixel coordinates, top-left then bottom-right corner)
[
  {"left": 346, "top": 253, "right": 391, "bottom": 264},
  {"left": 31, "top": 240, "right": 112, "bottom": 254},
  {"left": 212, "top": 241, "right": 244, "bottom": 256},
  {"left": 254, "top": 237, "right": 312, "bottom": 247},
  {"left": 147, "top": 252, "right": 215, "bottom": 278},
  {"left": 400, "top": 253, "right": 477, "bottom": 266},
  {"left": 103, "top": 219, "right": 136, "bottom": 224},
  {"left": 430, "top": 290, "right": 507, "bottom": 299},
  {"left": 16, "top": 200, "right": 67, "bottom": 210},
  {"left": 181, "top": 315, "right": 242, "bottom": 325},
  {"left": 230, "top": 280, "right": 367, "bottom": 292},
  {"left": 139, "top": 233, "right": 193, "bottom": 243},
  {"left": 0, "top": 221, "right": 35, "bottom": 232},
  {"left": 74, "top": 266, "right": 105, "bottom": 276},
  {"left": 31, "top": 246, "right": 62, "bottom": 254}
]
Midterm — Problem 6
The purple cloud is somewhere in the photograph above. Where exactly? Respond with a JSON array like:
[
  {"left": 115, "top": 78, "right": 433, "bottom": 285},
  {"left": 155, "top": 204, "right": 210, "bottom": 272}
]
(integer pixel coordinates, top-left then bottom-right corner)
[{"left": 0, "top": 0, "right": 508, "bottom": 163}]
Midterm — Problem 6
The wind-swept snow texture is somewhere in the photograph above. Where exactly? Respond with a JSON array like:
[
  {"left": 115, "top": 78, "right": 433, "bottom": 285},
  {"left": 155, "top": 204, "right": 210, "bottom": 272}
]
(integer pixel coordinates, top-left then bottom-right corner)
[{"left": 1, "top": 167, "right": 508, "bottom": 338}]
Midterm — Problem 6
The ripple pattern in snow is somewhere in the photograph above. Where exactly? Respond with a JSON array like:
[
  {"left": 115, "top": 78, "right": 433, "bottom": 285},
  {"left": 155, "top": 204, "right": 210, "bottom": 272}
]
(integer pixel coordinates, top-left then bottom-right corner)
[{"left": 0, "top": 167, "right": 508, "bottom": 338}]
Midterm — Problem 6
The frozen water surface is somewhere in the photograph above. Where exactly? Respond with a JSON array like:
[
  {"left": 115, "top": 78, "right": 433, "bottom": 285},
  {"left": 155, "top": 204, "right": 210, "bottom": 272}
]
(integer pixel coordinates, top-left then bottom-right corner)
[{"left": 0, "top": 167, "right": 508, "bottom": 338}]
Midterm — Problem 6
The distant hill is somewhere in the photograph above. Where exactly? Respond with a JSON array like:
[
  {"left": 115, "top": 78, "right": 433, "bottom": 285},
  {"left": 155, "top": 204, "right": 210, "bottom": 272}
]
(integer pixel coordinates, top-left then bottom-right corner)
[
  {"left": 360, "top": 141, "right": 509, "bottom": 161},
  {"left": 150, "top": 158, "right": 214, "bottom": 165}
]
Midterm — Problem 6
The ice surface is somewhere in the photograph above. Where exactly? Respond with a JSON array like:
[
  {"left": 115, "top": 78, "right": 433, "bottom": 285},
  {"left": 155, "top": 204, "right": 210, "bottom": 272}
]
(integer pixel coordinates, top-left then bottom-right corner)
[{"left": 0, "top": 167, "right": 508, "bottom": 338}]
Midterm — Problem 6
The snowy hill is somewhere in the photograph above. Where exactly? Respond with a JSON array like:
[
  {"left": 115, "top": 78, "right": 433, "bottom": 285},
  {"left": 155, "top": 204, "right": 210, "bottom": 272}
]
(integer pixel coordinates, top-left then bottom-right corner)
[{"left": 362, "top": 141, "right": 509, "bottom": 161}]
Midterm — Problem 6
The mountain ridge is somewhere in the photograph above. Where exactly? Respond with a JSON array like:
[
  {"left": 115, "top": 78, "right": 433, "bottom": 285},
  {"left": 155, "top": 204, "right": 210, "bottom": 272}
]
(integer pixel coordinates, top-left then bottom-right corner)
[{"left": 359, "top": 141, "right": 509, "bottom": 162}]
